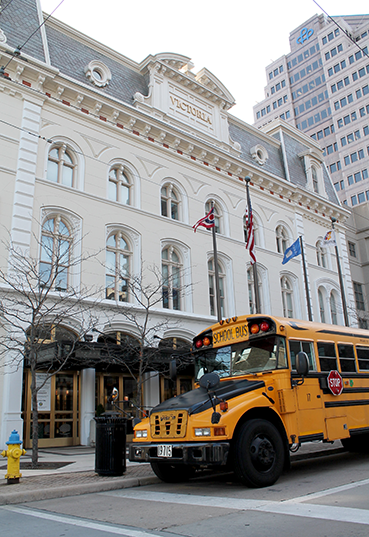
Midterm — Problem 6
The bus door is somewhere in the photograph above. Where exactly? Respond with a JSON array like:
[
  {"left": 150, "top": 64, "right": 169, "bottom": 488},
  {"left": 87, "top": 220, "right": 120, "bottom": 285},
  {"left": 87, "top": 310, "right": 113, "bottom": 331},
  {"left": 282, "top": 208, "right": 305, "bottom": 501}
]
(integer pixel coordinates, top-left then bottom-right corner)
[{"left": 289, "top": 340, "right": 325, "bottom": 441}]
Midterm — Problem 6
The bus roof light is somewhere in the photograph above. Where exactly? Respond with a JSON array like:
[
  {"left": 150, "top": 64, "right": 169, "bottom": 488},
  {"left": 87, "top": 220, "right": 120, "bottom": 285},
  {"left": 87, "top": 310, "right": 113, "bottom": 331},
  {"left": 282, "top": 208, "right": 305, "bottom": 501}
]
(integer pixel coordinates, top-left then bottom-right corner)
[
  {"left": 250, "top": 324, "right": 260, "bottom": 334},
  {"left": 260, "top": 321, "right": 270, "bottom": 332}
]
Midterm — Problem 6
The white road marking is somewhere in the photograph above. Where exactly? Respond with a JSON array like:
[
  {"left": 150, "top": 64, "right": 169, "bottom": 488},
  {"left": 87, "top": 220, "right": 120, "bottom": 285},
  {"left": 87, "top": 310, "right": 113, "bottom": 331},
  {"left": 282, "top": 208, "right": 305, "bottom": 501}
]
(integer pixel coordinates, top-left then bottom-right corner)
[
  {"left": 283, "top": 477, "right": 369, "bottom": 503},
  {"left": 0, "top": 505, "right": 164, "bottom": 537},
  {"left": 103, "top": 485, "right": 369, "bottom": 526}
]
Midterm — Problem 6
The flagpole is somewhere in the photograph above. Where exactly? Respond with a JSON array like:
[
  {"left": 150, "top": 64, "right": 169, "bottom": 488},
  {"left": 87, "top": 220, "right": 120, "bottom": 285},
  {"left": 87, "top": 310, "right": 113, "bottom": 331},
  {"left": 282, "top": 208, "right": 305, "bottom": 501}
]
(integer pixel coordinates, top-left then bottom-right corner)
[
  {"left": 245, "top": 177, "right": 260, "bottom": 314},
  {"left": 299, "top": 236, "right": 313, "bottom": 321},
  {"left": 211, "top": 202, "right": 222, "bottom": 322},
  {"left": 331, "top": 218, "right": 349, "bottom": 327}
]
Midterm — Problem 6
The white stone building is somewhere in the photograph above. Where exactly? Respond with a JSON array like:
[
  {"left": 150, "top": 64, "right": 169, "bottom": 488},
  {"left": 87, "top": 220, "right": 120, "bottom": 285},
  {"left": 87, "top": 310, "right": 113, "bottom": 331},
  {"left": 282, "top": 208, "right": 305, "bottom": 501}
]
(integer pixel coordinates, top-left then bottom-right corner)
[{"left": 0, "top": 0, "right": 355, "bottom": 448}]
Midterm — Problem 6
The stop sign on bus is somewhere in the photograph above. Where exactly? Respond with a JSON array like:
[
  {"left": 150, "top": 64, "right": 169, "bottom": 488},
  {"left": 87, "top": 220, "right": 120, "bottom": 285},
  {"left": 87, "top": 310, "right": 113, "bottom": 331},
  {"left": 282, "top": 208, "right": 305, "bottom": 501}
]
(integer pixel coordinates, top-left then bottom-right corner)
[{"left": 327, "top": 370, "right": 343, "bottom": 396}]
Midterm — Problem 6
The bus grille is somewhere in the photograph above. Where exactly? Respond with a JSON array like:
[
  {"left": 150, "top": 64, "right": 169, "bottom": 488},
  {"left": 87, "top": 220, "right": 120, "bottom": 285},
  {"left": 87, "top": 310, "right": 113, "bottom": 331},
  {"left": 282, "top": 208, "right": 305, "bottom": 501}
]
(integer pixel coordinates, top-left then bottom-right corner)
[{"left": 150, "top": 410, "right": 188, "bottom": 438}]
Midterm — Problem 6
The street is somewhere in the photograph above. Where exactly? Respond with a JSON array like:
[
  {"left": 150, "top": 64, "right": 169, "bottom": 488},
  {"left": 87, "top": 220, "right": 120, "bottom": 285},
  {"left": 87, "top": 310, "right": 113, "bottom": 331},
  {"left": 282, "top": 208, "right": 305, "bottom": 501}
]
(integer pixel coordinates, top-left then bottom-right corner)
[{"left": 1, "top": 449, "right": 369, "bottom": 536}]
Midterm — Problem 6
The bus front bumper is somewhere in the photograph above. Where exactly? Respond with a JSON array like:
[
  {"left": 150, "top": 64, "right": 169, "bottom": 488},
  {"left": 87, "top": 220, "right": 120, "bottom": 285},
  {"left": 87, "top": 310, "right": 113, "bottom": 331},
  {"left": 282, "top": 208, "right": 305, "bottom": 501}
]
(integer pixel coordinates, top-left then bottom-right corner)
[{"left": 129, "top": 441, "right": 230, "bottom": 466}]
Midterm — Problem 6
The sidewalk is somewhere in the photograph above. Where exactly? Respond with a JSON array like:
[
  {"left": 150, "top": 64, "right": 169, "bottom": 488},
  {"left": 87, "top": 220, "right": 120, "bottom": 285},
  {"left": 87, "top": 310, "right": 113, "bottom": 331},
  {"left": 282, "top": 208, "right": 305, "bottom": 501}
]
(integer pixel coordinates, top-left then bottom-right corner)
[{"left": 0, "top": 441, "right": 345, "bottom": 505}]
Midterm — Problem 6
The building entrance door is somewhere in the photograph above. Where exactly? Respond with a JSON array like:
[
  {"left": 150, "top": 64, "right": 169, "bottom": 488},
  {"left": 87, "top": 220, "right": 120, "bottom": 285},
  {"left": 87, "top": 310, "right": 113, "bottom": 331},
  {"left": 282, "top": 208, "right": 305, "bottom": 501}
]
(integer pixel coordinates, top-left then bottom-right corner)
[{"left": 22, "top": 370, "right": 80, "bottom": 448}]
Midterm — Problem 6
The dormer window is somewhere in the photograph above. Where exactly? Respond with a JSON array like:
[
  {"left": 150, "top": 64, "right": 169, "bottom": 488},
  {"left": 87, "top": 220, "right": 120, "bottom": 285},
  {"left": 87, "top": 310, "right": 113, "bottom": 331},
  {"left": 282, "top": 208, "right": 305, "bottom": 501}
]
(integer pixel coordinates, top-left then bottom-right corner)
[{"left": 85, "top": 60, "right": 111, "bottom": 87}]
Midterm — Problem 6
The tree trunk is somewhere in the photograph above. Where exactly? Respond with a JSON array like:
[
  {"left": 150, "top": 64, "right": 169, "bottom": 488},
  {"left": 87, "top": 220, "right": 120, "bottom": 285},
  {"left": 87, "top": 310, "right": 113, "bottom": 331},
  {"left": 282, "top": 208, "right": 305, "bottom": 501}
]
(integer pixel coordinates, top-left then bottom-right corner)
[{"left": 30, "top": 366, "right": 39, "bottom": 467}]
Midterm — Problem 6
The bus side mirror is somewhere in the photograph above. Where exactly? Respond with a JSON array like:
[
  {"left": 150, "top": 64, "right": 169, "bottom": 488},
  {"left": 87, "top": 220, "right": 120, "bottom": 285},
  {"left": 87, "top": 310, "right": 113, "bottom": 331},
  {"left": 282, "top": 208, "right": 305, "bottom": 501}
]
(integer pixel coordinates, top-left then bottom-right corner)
[
  {"left": 296, "top": 352, "right": 309, "bottom": 378},
  {"left": 169, "top": 358, "right": 177, "bottom": 381}
]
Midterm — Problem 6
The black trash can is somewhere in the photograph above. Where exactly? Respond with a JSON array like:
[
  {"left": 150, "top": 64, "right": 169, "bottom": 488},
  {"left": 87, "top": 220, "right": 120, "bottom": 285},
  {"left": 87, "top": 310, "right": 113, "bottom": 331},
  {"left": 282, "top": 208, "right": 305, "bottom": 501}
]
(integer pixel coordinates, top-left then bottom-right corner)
[{"left": 95, "top": 413, "right": 127, "bottom": 476}]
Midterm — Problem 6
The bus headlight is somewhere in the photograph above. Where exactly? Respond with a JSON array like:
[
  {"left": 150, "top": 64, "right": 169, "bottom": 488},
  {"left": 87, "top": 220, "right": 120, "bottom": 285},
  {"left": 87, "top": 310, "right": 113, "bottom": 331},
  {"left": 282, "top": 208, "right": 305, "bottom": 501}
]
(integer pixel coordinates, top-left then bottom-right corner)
[
  {"left": 135, "top": 430, "right": 148, "bottom": 438},
  {"left": 194, "top": 428, "right": 211, "bottom": 437}
]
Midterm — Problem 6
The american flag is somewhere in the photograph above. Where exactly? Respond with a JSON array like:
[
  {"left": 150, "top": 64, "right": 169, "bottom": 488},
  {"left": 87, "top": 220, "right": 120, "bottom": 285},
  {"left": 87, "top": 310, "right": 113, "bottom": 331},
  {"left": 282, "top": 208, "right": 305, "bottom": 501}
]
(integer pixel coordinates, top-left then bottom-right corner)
[
  {"left": 245, "top": 201, "right": 256, "bottom": 264},
  {"left": 193, "top": 207, "right": 215, "bottom": 232}
]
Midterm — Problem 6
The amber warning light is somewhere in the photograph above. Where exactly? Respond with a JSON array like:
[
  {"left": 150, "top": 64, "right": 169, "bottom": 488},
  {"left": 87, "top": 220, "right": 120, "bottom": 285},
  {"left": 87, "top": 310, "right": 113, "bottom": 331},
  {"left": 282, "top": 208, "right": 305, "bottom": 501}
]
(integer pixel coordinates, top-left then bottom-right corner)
[
  {"left": 250, "top": 321, "right": 270, "bottom": 334},
  {"left": 194, "top": 335, "right": 212, "bottom": 349}
]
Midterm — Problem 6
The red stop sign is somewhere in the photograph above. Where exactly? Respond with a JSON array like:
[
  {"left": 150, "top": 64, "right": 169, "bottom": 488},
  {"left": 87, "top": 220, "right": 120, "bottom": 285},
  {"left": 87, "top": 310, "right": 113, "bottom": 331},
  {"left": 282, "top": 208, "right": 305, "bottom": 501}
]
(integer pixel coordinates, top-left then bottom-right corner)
[{"left": 327, "top": 370, "right": 343, "bottom": 396}]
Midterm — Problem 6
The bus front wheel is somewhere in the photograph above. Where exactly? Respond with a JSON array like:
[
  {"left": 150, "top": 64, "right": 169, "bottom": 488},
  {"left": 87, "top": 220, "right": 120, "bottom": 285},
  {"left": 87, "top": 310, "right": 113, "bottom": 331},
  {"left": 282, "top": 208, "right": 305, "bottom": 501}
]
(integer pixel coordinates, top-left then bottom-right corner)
[{"left": 234, "top": 419, "right": 285, "bottom": 488}]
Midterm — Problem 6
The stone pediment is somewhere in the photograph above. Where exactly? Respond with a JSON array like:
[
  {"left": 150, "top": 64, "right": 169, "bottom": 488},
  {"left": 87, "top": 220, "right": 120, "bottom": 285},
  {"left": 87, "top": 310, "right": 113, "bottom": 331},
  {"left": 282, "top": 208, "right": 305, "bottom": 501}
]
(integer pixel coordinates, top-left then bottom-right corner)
[{"left": 139, "top": 53, "right": 235, "bottom": 111}]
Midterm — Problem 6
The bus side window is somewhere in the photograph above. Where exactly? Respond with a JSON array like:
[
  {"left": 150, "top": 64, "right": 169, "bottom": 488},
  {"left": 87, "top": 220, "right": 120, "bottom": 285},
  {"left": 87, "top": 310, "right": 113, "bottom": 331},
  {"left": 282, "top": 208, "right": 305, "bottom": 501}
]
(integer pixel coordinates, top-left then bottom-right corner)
[
  {"left": 289, "top": 341, "right": 315, "bottom": 370},
  {"left": 338, "top": 344, "right": 356, "bottom": 373},
  {"left": 356, "top": 346, "right": 369, "bottom": 371},
  {"left": 317, "top": 342, "right": 337, "bottom": 371}
]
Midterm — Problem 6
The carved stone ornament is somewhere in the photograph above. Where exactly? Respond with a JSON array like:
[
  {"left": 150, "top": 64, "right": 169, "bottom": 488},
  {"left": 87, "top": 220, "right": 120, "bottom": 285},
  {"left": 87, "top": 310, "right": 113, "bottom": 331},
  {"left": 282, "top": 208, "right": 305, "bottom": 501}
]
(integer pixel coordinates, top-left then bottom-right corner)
[
  {"left": 0, "top": 28, "right": 7, "bottom": 43},
  {"left": 84, "top": 60, "right": 111, "bottom": 87},
  {"left": 250, "top": 144, "right": 269, "bottom": 166}
]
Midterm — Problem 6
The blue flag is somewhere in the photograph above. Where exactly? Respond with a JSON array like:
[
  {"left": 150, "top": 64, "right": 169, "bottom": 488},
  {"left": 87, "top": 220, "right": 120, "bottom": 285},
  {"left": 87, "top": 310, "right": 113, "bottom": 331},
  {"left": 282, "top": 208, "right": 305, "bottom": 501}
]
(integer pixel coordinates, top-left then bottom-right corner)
[{"left": 282, "top": 238, "right": 301, "bottom": 264}]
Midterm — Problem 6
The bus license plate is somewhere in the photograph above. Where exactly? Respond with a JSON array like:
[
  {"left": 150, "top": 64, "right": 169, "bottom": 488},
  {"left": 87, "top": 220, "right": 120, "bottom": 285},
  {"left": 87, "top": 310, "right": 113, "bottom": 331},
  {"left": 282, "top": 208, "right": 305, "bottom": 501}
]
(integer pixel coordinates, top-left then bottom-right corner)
[{"left": 157, "top": 445, "right": 172, "bottom": 458}]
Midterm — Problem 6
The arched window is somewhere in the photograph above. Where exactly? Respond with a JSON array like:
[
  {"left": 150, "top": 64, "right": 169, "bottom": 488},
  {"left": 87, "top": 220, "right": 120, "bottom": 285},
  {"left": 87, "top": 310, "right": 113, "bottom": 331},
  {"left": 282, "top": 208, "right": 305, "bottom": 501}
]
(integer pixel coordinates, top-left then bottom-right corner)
[
  {"left": 281, "top": 275, "right": 294, "bottom": 318},
  {"left": 247, "top": 267, "right": 263, "bottom": 314},
  {"left": 205, "top": 200, "right": 222, "bottom": 233},
  {"left": 276, "top": 225, "right": 289, "bottom": 254},
  {"left": 108, "top": 165, "right": 131, "bottom": 205},
  {"left": 105, "top": 232, "right": 132, "bottom": 301},
  {"left": 318, "top": 288, "right": 326, "bottom": 323},
  {"left": 312, "top": 167, "right": 319, "bottom": 193},
  {"left": 330, "top": 291, "right": 338, "bottom": 325},
  {"left": 162, "top": 246, "right": 182, "bottom": 310},
  {"left": 40, "top": 216, "right": 72, "bottom": 290},
  {"left": 47, "top": 144, "right": 77, "bottom": 187},
  {"left": 161, "top": 184, "right": 180, "bottom": 220},
  {"left": 316, "top": 240, "right": 327, "bottom": 268},
  {"left": 208, "top": 258, "right": 225, "bottom": 317}
]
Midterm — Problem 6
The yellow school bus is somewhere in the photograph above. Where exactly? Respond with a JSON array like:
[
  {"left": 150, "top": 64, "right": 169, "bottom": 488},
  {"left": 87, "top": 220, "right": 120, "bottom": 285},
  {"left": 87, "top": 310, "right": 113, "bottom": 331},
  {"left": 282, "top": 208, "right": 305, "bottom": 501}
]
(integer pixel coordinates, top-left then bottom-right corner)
[{"left": 129, "top": 314, "right": 369, "bottom": 487}]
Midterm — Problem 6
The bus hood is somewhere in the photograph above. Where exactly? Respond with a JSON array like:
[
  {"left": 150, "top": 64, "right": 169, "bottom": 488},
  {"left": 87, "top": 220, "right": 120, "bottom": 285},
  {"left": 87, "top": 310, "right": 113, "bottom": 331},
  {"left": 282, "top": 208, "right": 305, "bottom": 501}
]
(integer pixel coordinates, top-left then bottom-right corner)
[{"left": 151, "top": 378, "right": 265, "bottom": 416}]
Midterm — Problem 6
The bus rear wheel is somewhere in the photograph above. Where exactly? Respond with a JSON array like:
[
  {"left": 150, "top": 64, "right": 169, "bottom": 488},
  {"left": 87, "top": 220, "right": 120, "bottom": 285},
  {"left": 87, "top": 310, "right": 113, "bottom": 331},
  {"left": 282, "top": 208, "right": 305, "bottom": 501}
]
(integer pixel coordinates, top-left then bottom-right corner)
[
  {"left": 234, "top": 419, "right": 284, "bottom": 488},
  {"left": 151, "top": 462, "right": 193, "bottom": 483}
]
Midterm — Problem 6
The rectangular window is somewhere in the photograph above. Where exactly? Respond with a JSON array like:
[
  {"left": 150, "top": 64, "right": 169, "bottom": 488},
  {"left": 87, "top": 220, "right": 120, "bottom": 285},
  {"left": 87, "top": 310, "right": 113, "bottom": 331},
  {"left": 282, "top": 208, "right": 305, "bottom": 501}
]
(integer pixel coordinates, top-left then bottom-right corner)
[
  {"left": 269, "top": 72, "right": 273, "bottom": 80},
  {"left": 300, "top": 69, "right": 306, "bottom": 79},
  {"left": 363, "top": 85, "right": 369, "bottom": 96},
  {"left": 359, "top": 68, "right": 365, "bottom": 77},
  {"left": 338, "top": 345, "right": 356, "bottom": 373},
  {"left": 344, "top": 155, "right": 350, "bottom": 166},
  {"left": 278, "top": 98, "right": 283, "bottom": 106},
  {"left": 313, "top": 60, "right": 318, "bottom": 70},
  {"left": 273, "top": 101, "right": 277, "bottom": 110},
  {"left": 358, "top": 192, "right": 365, "bottom": 203},
  {"left": 283, "top": 95, "right": 288, "bottom": 103},
  {"left": 364, "top": 126, "right": 369, "bottom": 136},
  {"left": 340, "top": 97, "right": 347, "bottom": 107},
  {"left": 314, "top": 113, "right": 320, "bottom": 123},
  {"left": 335, "top": 29, "right": 340, "bottom": 36},
  {"left": 355, "top": 51, "right": 362, "bottom": 60},
  {"left": 328, "top": 67, "right": 333, "bottom": 77},
  {"left": 317, "top": 130, "right": 323, "bottom": 140},
  {"left": 322, "top": 36, "right": 327, "bottom": 45},
  {"left": 337, "top": 43, "right": 343, "bottom": 52},
  {"left": 344, "top": 115, "right": 351, "bottom": 125},
  {"left": 357, "top": 347, "right": 369, "bottom": 371},
  {"left": 282, "top": 79, "right": 286, "bottom": 88},
  {"left": 348, "top": 94, "right": 353, "bottom": 103},
  {"left": 351, "top": 112, "right": 357, "bottom": 121},
  {"left": 353, "top": 72, "right": 358, "bottom": 81},
  {"left": 337, "top": 80, "right": 344, "bottom": 89},
  {"left": 271, "top": 86, "right": 275, "bottom": 94},
  {"left": 286, "top": 110, "right": 290, "bottom": 119},
  {"left": 355, "top": 130, "right": 361, "bottom": 140},
  {"left": 274, "top": 68, "right": 278, "bottom": 77},
  {"left": 354, "top": 171, "right": 361, "bottom": 183},
  {"left": 331, "top": 84, "right": 337, "bottom": 93},
  {"left": 298, "top": 54, "right": 303, "bottom": 63},
  {"left": 348, "top": 241, "right": 356, "bottom": 257},
  {"left": 363, "top": 169, "right": 368, "bottom": 180},
  {"left": 327, "top": 144, "right": 333, "bottom": 155},
  {"left": 330, "top": 163, "right": 337, "bottom": 173},
  {"left": 279, "top": 65, "right": 284, "bottom": 73},
  {"left": 351, "top": 152, "right": 358, "bottom": 163},
  {"left": 341, "top": 137, "right": 347, "bottom": 146},
  {"left": 359, "top": 149, "right": 364, "bottom": 159},
  {"left": 351, "top": 195, "right": 358, "bottom": 206},
  {"left": 276, "top": 82, "right": 281, "bottom": 91},
  {"left": 338, "top": 118, "right": 343, "bottom": 128},
  {"left": 349, "top": 55, "right": 355, "bottom": 64},
  {"left": 267, "top": 105, "right": 271, "bottom": 113},
  {"left": 348, "top": 175, "right": 354, "bottom": 185},
  {"left": 347, "top": 133, "right": 354, "bottom": 143},
  {"left": 354, "top": 282, "right": 365, "bottom": 310},
  {"left": 324, "top": 127, "right": 330, "bottom": 136},
  {"left": 328, "top": 32, "right": 334, "bottom": 41},
  {"left": 325, "top": 52, "right": 330, "bottom": 60},
  {"left": 331, "top": 48, "right": 337, "bottom": 57},
  {"left": 334, "top": 142, "right": 338, "bottom": 151},
  {"left": 341, "top": 60, "right": 346, "bottom": 69},
  {"left": 318, "top": 342, "right": 337, "bottom": 371},
  {"left": 308, "top": 116, "right": 314, "bottom": 126},
  {"left": 357, "top": 89, "right": 362, "bottom": 99},
  {"left": 344, "top": 76, "right": 350, "bottom": 86},
  {"left": 289, "top": 341, "right": 316, "bottom": 370}
]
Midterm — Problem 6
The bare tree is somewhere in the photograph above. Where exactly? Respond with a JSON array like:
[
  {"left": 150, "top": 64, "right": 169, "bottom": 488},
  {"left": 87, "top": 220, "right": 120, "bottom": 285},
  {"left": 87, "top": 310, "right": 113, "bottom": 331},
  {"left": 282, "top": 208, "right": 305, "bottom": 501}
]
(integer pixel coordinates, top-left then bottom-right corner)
[
  {"left": 0, "top": 235, "right": 102, "bottom": 466},
  {"left": 96, "top": 263, "right": 193, "bottom": 417}
]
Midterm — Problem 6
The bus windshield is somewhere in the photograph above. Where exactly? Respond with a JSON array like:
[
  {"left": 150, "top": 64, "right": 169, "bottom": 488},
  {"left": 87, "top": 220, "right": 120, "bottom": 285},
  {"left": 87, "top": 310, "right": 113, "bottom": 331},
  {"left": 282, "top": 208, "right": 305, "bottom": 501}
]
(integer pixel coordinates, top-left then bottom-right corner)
[{"left": 195, "top": 336, "right": 287, "bottom": 380}]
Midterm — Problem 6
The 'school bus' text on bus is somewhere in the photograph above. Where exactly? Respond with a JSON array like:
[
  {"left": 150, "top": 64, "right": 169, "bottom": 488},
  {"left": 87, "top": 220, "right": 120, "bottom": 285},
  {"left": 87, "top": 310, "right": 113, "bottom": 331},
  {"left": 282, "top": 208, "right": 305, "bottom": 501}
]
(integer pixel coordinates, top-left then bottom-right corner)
[{"left": 129, "top": 314, "right": 369, "bottom": 488}]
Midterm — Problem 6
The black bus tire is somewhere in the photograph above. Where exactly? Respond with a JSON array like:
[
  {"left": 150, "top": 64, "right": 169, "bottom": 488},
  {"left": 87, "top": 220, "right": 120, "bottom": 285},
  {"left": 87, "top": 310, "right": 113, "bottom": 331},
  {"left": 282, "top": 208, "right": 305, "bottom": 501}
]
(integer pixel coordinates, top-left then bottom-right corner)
[
  {"left": 150, "top": 462, "right": 193, "bottom": 483},
  {"left": 234, "top": 419, "right": 285, "bottom": 488}
]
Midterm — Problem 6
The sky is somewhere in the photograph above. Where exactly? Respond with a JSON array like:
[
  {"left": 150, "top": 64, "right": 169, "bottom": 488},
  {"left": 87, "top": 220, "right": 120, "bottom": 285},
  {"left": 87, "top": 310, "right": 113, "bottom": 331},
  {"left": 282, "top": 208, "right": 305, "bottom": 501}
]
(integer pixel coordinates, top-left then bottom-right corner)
[{"left": 40, "top": 0, "right": 369, "bottom": 125}]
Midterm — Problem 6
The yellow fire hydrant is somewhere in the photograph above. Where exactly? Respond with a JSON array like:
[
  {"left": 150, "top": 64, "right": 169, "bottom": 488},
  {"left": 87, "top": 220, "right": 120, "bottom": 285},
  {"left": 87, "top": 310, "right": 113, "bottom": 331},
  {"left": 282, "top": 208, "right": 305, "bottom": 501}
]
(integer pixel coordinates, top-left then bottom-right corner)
[{"left": 1, "top": 430, "right": 26, "bottom": 484}]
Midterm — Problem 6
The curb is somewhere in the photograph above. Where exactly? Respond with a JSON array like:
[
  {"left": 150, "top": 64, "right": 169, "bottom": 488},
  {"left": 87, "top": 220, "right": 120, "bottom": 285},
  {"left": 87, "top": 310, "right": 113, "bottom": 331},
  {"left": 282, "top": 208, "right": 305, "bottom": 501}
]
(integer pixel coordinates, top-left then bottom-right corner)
[{"left": 0, "top": 475, "right": 159, "bottom": 505}]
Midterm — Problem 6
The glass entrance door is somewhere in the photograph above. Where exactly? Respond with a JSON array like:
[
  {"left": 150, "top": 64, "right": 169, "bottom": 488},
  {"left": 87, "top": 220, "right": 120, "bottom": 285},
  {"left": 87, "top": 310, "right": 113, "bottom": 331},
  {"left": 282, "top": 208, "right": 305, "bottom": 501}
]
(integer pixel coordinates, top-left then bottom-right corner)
[{"left": 22, "top": 370, "right": 80, "bottom": 448}]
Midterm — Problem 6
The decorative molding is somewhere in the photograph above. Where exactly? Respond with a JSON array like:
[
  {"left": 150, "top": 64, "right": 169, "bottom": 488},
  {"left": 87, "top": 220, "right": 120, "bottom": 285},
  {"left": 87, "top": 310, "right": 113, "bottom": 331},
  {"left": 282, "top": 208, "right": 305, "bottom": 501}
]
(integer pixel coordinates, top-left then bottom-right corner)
[{"left": 84, "top": 60, "right": 111, "bottom": 87}]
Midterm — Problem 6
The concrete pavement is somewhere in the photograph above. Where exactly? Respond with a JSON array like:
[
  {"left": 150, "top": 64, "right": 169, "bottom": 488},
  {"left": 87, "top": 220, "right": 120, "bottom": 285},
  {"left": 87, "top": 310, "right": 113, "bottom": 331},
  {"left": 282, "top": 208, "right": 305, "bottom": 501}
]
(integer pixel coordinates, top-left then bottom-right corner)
[{"left": 0, "top": 441, "right": 345, "bottom": 505}]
